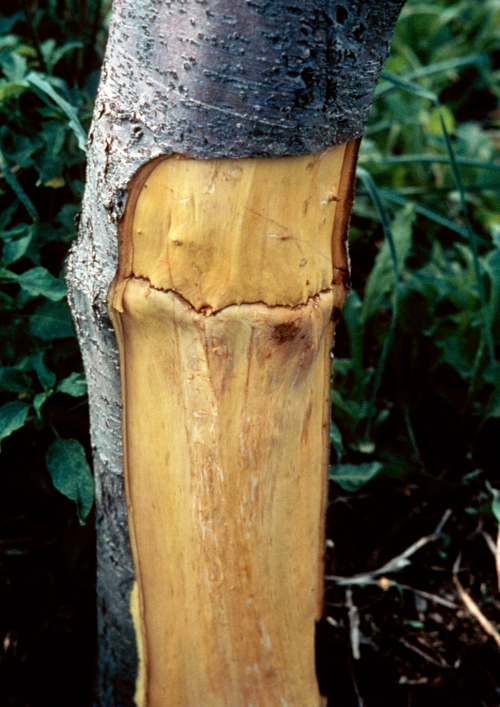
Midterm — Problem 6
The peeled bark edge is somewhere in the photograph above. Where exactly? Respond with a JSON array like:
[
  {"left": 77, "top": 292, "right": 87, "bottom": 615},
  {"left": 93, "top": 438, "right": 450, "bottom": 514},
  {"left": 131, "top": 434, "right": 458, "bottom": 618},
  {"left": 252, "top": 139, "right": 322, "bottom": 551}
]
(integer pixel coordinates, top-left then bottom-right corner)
[{"left": 66, "top": 1, "right": 407, "bottom": 704}]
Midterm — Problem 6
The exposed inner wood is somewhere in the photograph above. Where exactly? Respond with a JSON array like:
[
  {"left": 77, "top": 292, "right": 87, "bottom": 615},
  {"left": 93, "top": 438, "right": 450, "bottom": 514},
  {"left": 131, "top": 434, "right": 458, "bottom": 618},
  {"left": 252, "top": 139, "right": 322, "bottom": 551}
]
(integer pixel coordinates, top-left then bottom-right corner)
[
  {"left": 109, "top": 144, "right": 358, "bottom": 707},
  {"left": 112, "top": 146, "right": 347, "bottom": 313}
]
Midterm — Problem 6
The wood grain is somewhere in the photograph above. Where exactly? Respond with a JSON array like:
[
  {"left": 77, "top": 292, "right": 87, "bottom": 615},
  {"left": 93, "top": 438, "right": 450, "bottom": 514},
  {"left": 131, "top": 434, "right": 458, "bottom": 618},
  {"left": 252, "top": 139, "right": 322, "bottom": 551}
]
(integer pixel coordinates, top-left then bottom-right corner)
[{"left": 109, "top": 144, "right": 357, "bottom": 706}]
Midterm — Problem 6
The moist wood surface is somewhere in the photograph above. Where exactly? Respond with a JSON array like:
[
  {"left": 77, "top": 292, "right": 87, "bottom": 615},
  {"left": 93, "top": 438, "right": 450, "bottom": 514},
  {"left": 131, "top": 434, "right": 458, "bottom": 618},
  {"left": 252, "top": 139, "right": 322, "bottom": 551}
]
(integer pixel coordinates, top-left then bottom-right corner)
[
  {"left": 67, "top": 3, "right": 406, "bottom": 700},
  {"left": 109, "top": 145, "right": 357, "bottom": 706},
  {"left": 113, "top": 147, "right": 347, "bottom": 313}
]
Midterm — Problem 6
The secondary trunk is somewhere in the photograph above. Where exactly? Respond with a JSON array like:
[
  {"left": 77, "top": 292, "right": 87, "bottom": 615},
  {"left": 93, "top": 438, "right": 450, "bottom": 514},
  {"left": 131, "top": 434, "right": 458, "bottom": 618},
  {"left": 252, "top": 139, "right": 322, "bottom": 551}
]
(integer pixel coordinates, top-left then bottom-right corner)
[{"left": 66, "top": 2, "right": 406, "bottom": 705}]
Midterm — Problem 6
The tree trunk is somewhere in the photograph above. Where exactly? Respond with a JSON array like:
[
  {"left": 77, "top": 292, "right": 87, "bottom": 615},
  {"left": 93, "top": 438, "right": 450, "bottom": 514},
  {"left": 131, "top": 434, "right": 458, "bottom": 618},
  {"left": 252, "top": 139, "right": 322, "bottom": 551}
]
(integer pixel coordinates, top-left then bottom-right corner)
[{"left": 66, "top": 2, "right": 405, "bottom": 705}]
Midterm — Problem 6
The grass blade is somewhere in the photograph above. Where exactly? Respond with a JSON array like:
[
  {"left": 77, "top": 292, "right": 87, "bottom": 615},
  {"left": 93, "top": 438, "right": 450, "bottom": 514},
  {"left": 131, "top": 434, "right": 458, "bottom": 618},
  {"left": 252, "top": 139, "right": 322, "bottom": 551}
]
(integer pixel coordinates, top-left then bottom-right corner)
[
  {"left": 0, "top": 146, "right": 38, "bottom": 222},
  {"left": 376, "top": 54, "right": 487, "bottom": 97},
  {"left": 356, "top": 167, "right": 400, "bottom": 440},
  {"left": 26, "top": 72, "right": 88, "bottom": 154},
  {"left": 378, "top": 155, "right": 500, "bottom": 172},
  {"left": 377, "top": 189, "right": 469, "bottom": 238}
]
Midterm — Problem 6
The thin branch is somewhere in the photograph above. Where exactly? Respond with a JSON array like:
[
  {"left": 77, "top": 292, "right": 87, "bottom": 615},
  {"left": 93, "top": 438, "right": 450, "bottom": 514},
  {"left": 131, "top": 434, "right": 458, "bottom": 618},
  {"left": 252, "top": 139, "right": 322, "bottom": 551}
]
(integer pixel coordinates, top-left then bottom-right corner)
[
  {"left": 399, "top": 638, "right": 450, "bottom": 668},
  {"left": 331, "top": 577, "right": 458, "bottom": 609},
  {"left": 396, "top": 583, "right": 458, "bottom": 610},
  {"left": 346, "top": 640, "right": 365, "bottom": 707},
  {"left": 482, "top": 528, "right": 500, "bottom": 593},
  {"left": 326, "top": 510, "right": 452, "bottom": 587},
  {"left": 453, "top": 555, "right": 500, "bottom": 649},
  {"left": 346, "top": 589, "right": 361, "bottom": 660}
]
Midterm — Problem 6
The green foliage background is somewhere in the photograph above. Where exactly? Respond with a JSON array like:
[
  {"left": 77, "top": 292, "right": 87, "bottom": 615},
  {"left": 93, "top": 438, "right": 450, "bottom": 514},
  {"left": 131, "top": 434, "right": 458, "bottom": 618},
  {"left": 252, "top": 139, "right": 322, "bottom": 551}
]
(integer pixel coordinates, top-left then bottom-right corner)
[
  {"left": 0, "top": 1, "right": 499, "bottom": 524},
  {"left": 330, "top": 0, "right": 500, "bottom": 511},
  {"left": 0, "top": 0, "right": 105, "bottom": 524}
]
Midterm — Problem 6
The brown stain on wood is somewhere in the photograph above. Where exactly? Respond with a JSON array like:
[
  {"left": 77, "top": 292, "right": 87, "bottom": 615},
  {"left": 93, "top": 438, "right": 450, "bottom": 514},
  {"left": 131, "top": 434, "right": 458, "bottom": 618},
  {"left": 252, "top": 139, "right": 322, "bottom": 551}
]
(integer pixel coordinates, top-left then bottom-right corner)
[
  {"left": 272, "top": 320, "right": 301, "bottom": 345},
  {"left": 109, "top": 143, "right": 358, "bottom": 707}
]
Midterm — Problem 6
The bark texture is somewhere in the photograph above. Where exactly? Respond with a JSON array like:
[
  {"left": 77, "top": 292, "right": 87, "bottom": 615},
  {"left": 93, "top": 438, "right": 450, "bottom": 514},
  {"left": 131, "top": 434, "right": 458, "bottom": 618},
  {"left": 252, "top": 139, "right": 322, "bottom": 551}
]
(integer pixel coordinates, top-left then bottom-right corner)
[
  {"left": 95, "top": 0, "right": 405, "bottom": 159},
  {"left": 66, "top": 2, "right": 406, "bottom": 705}
]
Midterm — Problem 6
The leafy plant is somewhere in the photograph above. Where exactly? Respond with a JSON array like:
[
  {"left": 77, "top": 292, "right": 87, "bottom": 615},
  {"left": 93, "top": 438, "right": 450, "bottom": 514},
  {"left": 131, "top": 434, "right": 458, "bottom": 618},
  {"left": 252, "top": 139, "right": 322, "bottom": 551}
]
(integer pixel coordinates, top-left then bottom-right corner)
[
  {"left": 2, "top": 0, "right": 500, "bottom": 525},
  {"left": 330, "top": 0, "right": 500, "bottom": 500},
  {"left": 0, "top": 2, "right": 104, "bottom": 521}
]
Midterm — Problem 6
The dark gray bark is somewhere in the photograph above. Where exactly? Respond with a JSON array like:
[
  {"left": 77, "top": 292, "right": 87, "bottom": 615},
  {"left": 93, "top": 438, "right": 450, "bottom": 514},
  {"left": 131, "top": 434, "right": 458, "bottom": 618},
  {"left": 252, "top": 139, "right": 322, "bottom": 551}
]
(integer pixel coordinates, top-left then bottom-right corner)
[
  {"left": 98, "top": 0, "right": 405, "bottom": 159},
  {"left": 66, "top": 2, "right": 406, "bottom": 704}
]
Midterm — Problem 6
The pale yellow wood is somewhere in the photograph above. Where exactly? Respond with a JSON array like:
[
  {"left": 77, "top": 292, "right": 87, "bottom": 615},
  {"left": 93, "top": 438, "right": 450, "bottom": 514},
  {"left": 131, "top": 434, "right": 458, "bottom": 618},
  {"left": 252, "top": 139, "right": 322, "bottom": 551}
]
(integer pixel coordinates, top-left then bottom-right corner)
[
  {"left": 109, "top": 144, "right": 358, "bottom": 707},
  {"left": 130, "top": 580, "right": 146, "bottom": 707},
  {"left": 119, "top": 280, "right": 339, "bottom": 707},
  {"left": 113, "top": 146, "right": 346, "bottom": 313}
]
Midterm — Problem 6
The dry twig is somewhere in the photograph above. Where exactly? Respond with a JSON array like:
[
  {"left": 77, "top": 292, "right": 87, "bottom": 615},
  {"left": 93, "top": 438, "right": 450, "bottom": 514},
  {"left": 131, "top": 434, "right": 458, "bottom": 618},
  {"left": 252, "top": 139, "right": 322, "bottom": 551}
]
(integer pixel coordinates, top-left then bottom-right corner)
[
  {"left": 481, "top": 529, "right": 500, "bottom": 592},
  {"left": 453, "top": 554, "right": 500, "bottom": 649},
  {"left": 346, "top": 588, "right": 361, "bottom": 660},
  {"left": 399, "top": 637, "right": 449, "bottom": 668},
  {"left": 396, "top": 583, "right": 459, "bottom": 610},
  {"left": 326, "top": 509, "right": 452, "bottom": 587}
]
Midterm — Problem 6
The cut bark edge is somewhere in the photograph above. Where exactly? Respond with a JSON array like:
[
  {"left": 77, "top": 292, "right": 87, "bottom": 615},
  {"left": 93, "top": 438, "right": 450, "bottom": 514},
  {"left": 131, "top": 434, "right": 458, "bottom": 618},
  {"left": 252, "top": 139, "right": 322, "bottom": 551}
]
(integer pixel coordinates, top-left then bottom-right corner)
[{"left": 110, "top": 143, "right": 358, "bottom": 316}]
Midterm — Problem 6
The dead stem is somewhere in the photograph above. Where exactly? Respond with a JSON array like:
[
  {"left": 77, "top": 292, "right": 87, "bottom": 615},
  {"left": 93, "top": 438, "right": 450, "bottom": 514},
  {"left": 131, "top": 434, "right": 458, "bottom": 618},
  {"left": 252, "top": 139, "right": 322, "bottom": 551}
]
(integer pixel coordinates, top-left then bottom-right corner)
[
  {"left": 326, "top": 509, "right": 452, "bottom": 587},
  {"left": 346, "top": 588, "right": 361, "bottom": 660},
  {"left": 453, "top": 554, "right": 500, "bottom": 649}
]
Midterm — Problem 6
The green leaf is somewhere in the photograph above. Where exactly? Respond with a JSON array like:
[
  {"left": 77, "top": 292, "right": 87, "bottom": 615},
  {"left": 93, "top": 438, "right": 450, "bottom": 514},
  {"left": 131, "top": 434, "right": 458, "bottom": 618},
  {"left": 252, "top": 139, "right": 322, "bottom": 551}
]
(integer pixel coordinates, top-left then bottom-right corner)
[
  {"left": 33, "top": 391, "right": 51, "bottom": 418},
  {"left": 379, "top": 71, "right": 437, "bottom": 102},
  {"left": 484, "top": 378, "right": 500, "bottom": 421},
  {"left": 492, "top": 226, "right": 500, "bottom": 251},
  {"left": 0, "top": 13, "right": 23, "bottom": 35},
  {"left": 484, "top": 248, "right": 500, "bottom": 335},
  {"left": 26, "top": 72, "right": 87, "bottom": 154},
  {"left": 363, "top": 203, "right": 415, "bottom": 322},
  {"left": 486, "top": 481, "right": 500, "bottom": 523},
  {"left": 342, "top": 291, "right": 364, "bottom": 376},
  {"left": 331, "top": 389, "right": 362, "bottom": 421},
  {"left": 0, "top": 367, "right": 32, "bottom": 393},
  {"left": 0, "top": 401, "right": 30, "bottom": 447},
  {"left": 0, "top": 290, "right": 15, "bottom": 310},
  {"left": 0, "top": 202, "right": 18, "bottom": 231},
  {"left": 2, "top": 232, "right": 32, "bottom": 265},
  {"left": 57, "top": 372, "right": 87, "bottom": 397},
  {"left": 376, "top": 54, "right": 487, "bottom": 97},
  {"left": 0, "top": 50, "right": 27, "bottom": 83},
  {"left": 379, "top": 189, "right": 469, "bottom": 239},
  {"left": 437, "top": 337, "right": 476, "bottom": 379},
  {"left": 17, "top": 267, "right": 66, "bottom": 301},
  {"left": 330, "top": 421, "right": 344, "bottom": 461},
  {"left": 31, "top": 351, "right": 56, "bottom": 390},
  {"left": 405, "top": 620, "right": 425, "bottom": 630},
  {"left": 29, "top": 300, "right": 75, "bottom": 340},
  {"left": 461, "top": 469, "right": 483, "bottom": 485},
  {"left": 42, "top": 40, "right": 83, "bottom": 72},
  {"left": 0, "top": 146, "right": 38, "bottom": 222},
  {"left": 45, "top": 439, "right": 94, "bottom": 522},
  {"left": 356, "top": 440, "right": 376, "bottom": 454},
  {"left": 379, "top": 154, "right": 500, "bottom": 172},
  {"left": 427, "top": 105, "right": 455, "bottom": 136},
  {"left": 329, "top": 462, "right": 384, "bottom": 493}
]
